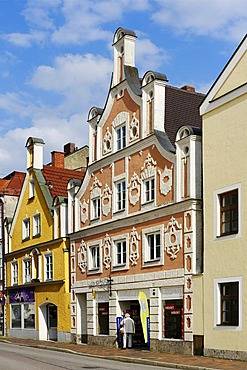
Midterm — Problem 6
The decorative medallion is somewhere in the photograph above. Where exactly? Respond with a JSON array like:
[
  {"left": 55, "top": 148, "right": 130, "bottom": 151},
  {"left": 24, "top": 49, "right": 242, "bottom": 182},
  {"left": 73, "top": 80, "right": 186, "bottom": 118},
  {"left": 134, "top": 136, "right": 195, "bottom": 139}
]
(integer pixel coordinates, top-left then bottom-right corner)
[
  {"left": 164, "top": 217, "right": 182, "bottom": 260},
  {"left": 158, "top": 165, "right": 173, "bottom": 195},
  {"left": 103, "top": 234, "right": 111, "bottom": 269},
  {"left": 78, "top": 240, "right": 87, "bottom": 273},
  {"left": 128, "top": 172, "right": 141, "bottom": 205},
  {"left": 102, "top": 184, "right": 112, "bottom": 216},
  {"left": 80, "top": 199, "right": 88, "bottom": 224},
  {"left": 129, "top": 112, "right": 139, "bottom": 141},
  {"left": 103, "top": 127, "right": 112, "bottom": 154},
  {"left": 129, "top": 227, "right": 140, "bottom": 266}
]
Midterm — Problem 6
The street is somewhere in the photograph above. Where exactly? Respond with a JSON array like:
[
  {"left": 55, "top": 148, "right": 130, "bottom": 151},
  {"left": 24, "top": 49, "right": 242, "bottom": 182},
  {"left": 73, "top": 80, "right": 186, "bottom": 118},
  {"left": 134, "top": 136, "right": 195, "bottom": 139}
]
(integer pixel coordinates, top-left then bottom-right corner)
[{"left": 0, "top": 342, "right": 182, "bottom": 370}]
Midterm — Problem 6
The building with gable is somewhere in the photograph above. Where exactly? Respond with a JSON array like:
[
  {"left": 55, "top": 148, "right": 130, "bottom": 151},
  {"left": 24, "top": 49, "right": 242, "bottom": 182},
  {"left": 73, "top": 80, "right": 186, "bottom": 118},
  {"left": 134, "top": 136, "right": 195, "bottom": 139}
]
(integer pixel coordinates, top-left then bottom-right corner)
[
  {"left": 68, "top": 28, "right": 205, "bottom": 355},
  {"left": 201, "top": 35, "right": 247, "bottom": 360},
  {"left": 5, "top": 138, "right": 87, "bottom": 341},
  {"left": 0, "top": 171, "right": 25, "bottom": 335}
]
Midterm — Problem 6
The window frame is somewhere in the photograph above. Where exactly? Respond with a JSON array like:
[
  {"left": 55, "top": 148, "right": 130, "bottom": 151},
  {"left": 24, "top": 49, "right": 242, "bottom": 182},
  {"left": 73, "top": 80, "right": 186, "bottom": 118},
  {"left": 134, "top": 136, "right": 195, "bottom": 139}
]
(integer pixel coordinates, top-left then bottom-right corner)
[
  {"left": 116, "top": 125, "right": 126, "bottom": 150},
  {"left": 143, "top": 177, "right": 155, "bottom": 203},
  {"left": 22, "top": 218, "right": 30, "bottom": 240},
  {"left": 11, "top": 302, "right": 35, "bottom": 330},
  {"left": 11, "top": 260, "right": 18, "bottom": 285},
  {"left": 112, "top": 234, "right": 129, "bottom": 270},
  {"left": 214, "top": 276, "right": 242, "bottom": 330},
  {"left": 142, "top": 225, "right": 164, "bottom": 267},
  {"left": 44, "top": 252, "right": 53, "bottom": 281},
  {"left": 33, "top": 213, "right": 41, "bottom": 237},
  {"left": 88, "top": 242, "right": 102, "bottom": 274},
  {"left": 214, "top": 183, "right": 241, "bottom": 240},
  {"left": 91, "top": 197, "right": 101, "bottom": 220},
  {"left": 23, "top": 258, "right": 31, "bottom": 284},
  {"left": 115, "top": 179, "right": 126, "bottom": 212}
]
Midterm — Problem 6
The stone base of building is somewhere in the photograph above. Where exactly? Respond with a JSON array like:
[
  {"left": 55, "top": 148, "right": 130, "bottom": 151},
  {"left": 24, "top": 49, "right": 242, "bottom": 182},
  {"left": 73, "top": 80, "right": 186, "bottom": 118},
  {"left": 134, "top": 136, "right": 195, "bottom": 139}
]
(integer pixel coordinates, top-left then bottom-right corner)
[
  {"left": 87, "top": 334, "right": 117, "bottom": 348},
  {"left": 204, "top": 348, "right": 247, "bottom": 362},
  {"left": 151, "top": 338, "right": 193, "bottom": 356}
]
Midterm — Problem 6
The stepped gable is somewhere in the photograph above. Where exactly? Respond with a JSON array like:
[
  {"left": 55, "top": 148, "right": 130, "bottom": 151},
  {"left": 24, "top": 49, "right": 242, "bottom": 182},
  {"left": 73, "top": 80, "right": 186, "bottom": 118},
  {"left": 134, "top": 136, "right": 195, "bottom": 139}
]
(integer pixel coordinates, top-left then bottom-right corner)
[
  {"left": 42, "top": 165, "right": 84, "bottom": 198},
  {"left": 164, "top": 85, "right": 205, "bottom": 146},
  {"left": 0, "top": 171, "right": 25, "bottom": 195}
]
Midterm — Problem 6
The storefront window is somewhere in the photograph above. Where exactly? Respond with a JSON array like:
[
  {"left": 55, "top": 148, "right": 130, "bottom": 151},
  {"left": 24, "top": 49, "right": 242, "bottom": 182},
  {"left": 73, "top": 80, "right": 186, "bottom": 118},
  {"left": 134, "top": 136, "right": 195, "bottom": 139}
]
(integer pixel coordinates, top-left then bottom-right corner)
[
  {"left": 98, "top": 302, "right": 109, "bottom": 335},
  {"left": 164, "top": 300, "right": 183, "bottom": 339},
  {"left": 24, "top": 303, "right": 35, "bottom": 329},
  {"left": 11, "top": 304, "right": 21, "bottom": 328}
]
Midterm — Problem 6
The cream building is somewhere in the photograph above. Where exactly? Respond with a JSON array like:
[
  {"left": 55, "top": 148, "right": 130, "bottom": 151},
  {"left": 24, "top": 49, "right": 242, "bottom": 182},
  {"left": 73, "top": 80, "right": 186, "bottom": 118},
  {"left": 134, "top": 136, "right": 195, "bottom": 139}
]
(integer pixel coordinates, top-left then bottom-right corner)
[{"left": 201, "top": 34, "right": 247, "bottom": 360}]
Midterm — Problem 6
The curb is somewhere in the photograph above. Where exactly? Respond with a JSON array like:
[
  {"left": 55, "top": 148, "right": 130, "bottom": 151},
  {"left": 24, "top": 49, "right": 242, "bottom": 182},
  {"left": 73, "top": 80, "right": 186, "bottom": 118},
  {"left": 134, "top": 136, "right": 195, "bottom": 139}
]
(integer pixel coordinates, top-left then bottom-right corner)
[{"left": 0, "top": 339, "right": 220, "bottom": 370}]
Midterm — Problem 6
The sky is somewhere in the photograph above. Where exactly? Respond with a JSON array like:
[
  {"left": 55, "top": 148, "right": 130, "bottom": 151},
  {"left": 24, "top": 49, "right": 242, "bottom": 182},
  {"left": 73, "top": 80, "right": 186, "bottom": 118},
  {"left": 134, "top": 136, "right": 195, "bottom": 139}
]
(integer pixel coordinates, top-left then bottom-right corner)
[{"left": 0, "top": 0, "right": 246, "bottom": 177}]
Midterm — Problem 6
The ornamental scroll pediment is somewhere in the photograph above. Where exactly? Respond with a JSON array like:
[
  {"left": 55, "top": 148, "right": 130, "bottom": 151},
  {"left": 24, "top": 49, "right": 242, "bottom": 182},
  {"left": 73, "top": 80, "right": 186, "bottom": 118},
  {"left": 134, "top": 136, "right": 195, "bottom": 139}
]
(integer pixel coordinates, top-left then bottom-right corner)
[
  {"left": 78, "top": 240, "right": 87, "bottom": 273},
  {"left": 164, "top": 217, "right": 182, "bottom": 260},
  {"left": 141, "top": 153, "right": 157, "bottom": 180},
  {"left": 102, "top": 184, "right": 112, "bottom": 216},
  {"left": 158, "top": 165, "right": 173, "bottom": 195},
  {"left": 129, "top": 227, "right": 140, "bottom": 266},
  {"left": 103, "top": 234, "right": 111, "bottom": 269},
  {"left": 90, "top": 176, "right": 102, "bottom": 198},
  {"left": 128, "top": 172, "right": 141, "bottom": 205}
]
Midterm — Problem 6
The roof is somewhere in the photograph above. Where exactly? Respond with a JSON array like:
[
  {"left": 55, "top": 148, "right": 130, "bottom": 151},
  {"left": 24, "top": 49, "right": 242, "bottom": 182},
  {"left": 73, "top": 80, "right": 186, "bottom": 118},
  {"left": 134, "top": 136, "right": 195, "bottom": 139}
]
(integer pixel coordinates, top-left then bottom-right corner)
[
  {"left": 0, "top": 171, "right": 25, "bottom": 196},
  {"left": 42, "top": 165, "right": 85, "bottom": 198},
  {"left": 165, "top": 85, "right": 205, "bottom": 145}
]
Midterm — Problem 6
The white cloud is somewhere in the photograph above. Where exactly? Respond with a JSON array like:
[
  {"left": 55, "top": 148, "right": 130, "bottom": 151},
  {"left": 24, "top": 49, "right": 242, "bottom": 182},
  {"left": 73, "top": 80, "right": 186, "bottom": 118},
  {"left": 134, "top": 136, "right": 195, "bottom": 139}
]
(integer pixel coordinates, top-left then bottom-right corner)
[
  {"left": 1, "top": 31, "right": 45, "bottom": 47},
  {"left": 152, "top": 0, "right": 247, "bottom": 42},
  {"left": 136, "top": 38, "right": 170, "bottom": 75}
]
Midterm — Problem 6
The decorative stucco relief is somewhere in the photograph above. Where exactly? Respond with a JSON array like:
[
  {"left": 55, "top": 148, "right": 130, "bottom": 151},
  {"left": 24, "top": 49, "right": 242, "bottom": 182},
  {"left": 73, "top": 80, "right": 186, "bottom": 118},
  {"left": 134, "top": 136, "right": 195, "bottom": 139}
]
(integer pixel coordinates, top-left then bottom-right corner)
[
  {"left": 103, "top": 127, "right": 112, "bottom": 154},
  {"left": 102, "top": 184, "right": 112, "bottom": 216},
  {"left": 128, "top": 172, "right": 141, "bottom": 205},
  {"left": 90, "top": 176, "right": 102, "bottom": 198},
  {"left": 80, "top": 199, "right": 88, "bottom": 224},
  {"left": 78, "top": 240, "right": 87, "bottom": 273},
  {"left": 129, "top": 227, "right": 140, "bottom": 266},
  {"left": 129, "top": 112, "right": 139, "bottom": 141},
  {"left": 164, "top": 217, "right": 182, "bottom": 260},
  {"left": 103, "top": 234, "right": 111, "bottom": 269},
  {"left": 141, "top": 153, "right": 157, "bottom": 180},
  {"left": 158, "top": 165, "right": 173, "bottom": 195}
]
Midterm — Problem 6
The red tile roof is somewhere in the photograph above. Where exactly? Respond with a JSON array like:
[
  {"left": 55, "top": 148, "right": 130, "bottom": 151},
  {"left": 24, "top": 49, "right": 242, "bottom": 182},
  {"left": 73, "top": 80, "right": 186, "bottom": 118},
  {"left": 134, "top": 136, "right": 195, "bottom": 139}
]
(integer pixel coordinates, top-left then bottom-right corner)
[
  {"left": 42, "top": 165, "right": 85, "bottom": 198},
  {"left": 0, "top": 172, "right": 25, "bottom": 196}
]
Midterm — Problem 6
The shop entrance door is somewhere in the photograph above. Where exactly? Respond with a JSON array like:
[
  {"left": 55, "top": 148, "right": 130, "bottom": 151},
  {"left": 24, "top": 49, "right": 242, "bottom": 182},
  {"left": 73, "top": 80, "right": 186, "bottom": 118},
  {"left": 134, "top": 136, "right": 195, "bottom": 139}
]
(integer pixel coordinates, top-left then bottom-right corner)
[
  {"left": 130, "top": 302, "right": 149, "bottom": 349},
  {"left": 47, "top": 304, "right": 57, "bottom": 341},
  {"left": 164, "top": 299, "right": 183, "bottom": 339}
]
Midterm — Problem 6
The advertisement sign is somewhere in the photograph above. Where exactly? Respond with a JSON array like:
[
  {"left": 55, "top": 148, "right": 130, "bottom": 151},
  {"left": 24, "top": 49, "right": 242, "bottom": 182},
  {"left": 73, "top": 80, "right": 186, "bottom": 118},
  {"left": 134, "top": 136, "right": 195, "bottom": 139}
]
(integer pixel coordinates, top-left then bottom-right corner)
[
  {"left": 9, "top": 288, "right": 35, "bottom": 304},
  {"left": 138, "top": 291, "right": 149, "bottom": 343}
]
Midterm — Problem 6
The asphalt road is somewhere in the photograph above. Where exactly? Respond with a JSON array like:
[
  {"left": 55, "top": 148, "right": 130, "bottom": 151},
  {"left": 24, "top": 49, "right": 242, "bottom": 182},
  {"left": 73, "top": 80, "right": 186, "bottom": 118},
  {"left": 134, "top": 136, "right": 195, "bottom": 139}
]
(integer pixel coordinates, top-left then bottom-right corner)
[{"left": 0, "top": 342, "right": 182, "bottom": 370}]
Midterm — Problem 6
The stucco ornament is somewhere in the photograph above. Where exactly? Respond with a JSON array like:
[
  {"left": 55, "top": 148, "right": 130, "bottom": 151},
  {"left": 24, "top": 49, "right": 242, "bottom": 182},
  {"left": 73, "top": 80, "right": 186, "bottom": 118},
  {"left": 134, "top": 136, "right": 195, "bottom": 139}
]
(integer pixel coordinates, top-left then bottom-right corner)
[
  {"left": 90, "top": 176, "right": 102, "bottom": 198},
  {"left": 129, "top": 112, "right": 139, "bottom": 141},
  {"left": 158, "top": 165, "right": 173, "bottom": 195},
  {"left": 103, "top": 234, "right": 111, "bottom": 269},
  {"left": 102, "top": 184, "right": 112, "bottom": 216},
  {"left": 103, "top": 127, "right": 112, "bottom": 154},
  {"left": 141, "top": 153, "right": 157, "bottom": 180},
  {"left": 164, "top": 217, "right": 182, "bottom": 259},
  {"left": 128, "top": 172, "right": 141, "bottom": 205},
  {"left": 129, "top": 227, "right": 140, "bottom": 266},
  {"left": 78, "top": 240, "right": 87, "bottom": 273},
  {"left": 80, "top": 199, "right": 88, "bottom": 224}
]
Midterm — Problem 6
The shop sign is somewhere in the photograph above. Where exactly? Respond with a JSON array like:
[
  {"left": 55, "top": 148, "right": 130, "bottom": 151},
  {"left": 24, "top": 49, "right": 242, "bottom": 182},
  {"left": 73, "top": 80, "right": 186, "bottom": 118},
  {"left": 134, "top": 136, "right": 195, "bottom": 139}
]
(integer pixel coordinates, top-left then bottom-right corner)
[
  {"left": 165, "top": 304, "right": 175, "bottom": 310},
  {"left": 9, "top": 288, "right": 35, "bottom": 303},
  {"left": 171, "top": 309, "right": 181, "bottom": 315}
]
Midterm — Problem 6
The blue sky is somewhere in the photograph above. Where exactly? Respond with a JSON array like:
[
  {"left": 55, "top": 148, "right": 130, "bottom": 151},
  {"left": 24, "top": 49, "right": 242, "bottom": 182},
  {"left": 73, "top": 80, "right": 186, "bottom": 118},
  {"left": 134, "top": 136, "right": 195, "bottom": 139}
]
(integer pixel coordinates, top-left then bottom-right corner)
[{"left": 0, "top": 0, "right": 246, "bottom": 176}]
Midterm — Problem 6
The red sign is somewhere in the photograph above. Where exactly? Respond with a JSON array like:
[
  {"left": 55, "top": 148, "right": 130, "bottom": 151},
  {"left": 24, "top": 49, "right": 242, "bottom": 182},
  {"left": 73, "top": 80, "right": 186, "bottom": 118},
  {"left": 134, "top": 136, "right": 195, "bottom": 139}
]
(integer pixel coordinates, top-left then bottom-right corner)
[
  {"left": 171, "top": 309, "right": 181, "bottom": 315},
  {"left": 165, "top": 304, "right": 174, "bottom": 310}
]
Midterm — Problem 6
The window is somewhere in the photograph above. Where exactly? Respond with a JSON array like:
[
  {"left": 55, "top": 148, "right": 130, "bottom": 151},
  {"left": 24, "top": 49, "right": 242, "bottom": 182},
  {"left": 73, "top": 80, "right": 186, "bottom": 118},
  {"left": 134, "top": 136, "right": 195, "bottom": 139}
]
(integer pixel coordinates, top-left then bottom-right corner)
[
  {"left": 215, "top": 277, "right": 242, "bottom": 329},
  {"left": 98, "top": 302, "right": 109, "bottom": 335},
  {"left": 219, "top": 282, "right": 239, "bottom": 326},
  {"left": 144, "top": 178, "right": 155, "bottom": 203},
  {"left": 33, "top": 214, "right": 41, "bottom": 236},
  {"left": 115, "top": 240, "right": 126, "bottom": 265},
  {"left": 89, "top": 245, "right": 100, "bottom": 271},
  {"left": 11, "top": 303, "right": 35, "bottom": 329},
  {"left": 220, "top": 190, "right": 238, "bottom": 236},
  {"left": 147, "top": 233, "right": 160, "bottom": 260},
  {"left": 92, "top": 197, "right": 100, "bottom": 220},
  {"left": 11, "top": 261, "right": 18, "bottom": 285},
  {"left": 117, "top": 125, "right": 126, "bottom": 150},
  {"left": 29, "top": 179, "right": 34, "bottom": 198},
  {"left": 23, "top": 259, "right": 31, "bottom": 284},
  {"left": 164, "top": 300, "right": 183, "bottom": 339},
  {"left": 44, "top": 254, "right": 53, "bottom": 281},
  {"left": 116, "top": 180, "right": 126, "bottom": 211},
  {"left": 22, "top": 218, "right": 30, "bottom": 240}
]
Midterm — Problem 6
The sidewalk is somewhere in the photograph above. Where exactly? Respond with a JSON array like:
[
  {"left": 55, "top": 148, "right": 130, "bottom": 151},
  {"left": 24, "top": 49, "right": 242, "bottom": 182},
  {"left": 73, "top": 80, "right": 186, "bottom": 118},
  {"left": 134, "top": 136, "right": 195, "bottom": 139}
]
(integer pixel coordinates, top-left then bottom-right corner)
[{"left": 0, "top": 336, "right": 246, "bottom": 370}]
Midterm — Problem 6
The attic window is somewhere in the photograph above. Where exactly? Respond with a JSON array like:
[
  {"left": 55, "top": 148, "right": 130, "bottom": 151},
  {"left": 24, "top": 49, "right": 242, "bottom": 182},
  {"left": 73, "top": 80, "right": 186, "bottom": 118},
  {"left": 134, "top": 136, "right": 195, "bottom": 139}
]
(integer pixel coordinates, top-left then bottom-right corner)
[{"left": 180, "top": 129, "right": 190, "bottom": 139}]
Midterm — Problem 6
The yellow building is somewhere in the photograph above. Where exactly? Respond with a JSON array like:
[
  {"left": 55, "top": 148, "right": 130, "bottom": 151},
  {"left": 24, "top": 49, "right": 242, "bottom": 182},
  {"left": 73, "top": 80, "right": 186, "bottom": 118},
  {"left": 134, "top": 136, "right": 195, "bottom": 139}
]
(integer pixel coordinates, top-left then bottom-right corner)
[
  {"left": 201, "top": 35, "right": 247, "bottom": 360},
  {"left": 5, "top": 137, "right": 86, "bottom": 341}
]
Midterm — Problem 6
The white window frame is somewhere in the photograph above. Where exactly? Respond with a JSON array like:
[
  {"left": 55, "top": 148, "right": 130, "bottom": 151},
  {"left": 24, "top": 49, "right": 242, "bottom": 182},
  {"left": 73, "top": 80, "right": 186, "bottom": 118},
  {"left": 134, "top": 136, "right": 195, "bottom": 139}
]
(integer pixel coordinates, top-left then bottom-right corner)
[
  {"left": 33, "top": 213, "right": 41, "bottom": 236},
  {"left": 91, "top": 197, "right": 101, "bottom": 220},
  {"left": 214, "top": 183, "right": 241, "bottom": 240},
  {"left": 88, "top": 241, "right": 102, "bottom": 274},
  {"left": 142, "top": 225, "right": 164, "bottom": 267},
  {"left": 115, "top": 179, "right": 126, "bottom": 212},
  {"left": 143, "top": 177, "right": 155, "bottom": 203},
  {"left": 44, "top": 252, "right": 53, "bottom": 281},
  {"left": 11, "top": 260, "right": 18, "bottom": 285},
  {"left": 23, "top": 258, "right": 31, "bottom": 284},
  {"left": 22, "top": 218, "right": 30, "bottom": 240},
  {"left": 116, "top": 125, "right": 126, "bottom": 150},
  {"left": 214, "top": 276, "right": 242, "bottom": 331},
  {"left": 29, "top": 178, "right": 35, "bottom": 199},
  {"left": 11, "top": 302, "right": 36, "bottom": 330},
  {"left": 112, "top": 234, "right": 129, "bottom": 270}
]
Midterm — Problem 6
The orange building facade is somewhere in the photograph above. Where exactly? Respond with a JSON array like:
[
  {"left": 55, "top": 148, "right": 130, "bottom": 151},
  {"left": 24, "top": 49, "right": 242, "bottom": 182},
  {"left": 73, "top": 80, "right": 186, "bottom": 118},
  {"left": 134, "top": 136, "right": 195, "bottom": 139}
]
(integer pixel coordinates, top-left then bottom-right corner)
[{"left": 68, "top": 28, "right": 205, "bottom": 355}]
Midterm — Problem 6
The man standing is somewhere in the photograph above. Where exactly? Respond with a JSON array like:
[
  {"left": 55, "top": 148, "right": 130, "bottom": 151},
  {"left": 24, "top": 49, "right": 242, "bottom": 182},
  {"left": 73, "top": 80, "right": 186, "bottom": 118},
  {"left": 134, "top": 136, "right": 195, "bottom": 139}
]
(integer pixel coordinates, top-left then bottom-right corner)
[{"left": 121, "top": 313, "right": 135, "bottom": 349}]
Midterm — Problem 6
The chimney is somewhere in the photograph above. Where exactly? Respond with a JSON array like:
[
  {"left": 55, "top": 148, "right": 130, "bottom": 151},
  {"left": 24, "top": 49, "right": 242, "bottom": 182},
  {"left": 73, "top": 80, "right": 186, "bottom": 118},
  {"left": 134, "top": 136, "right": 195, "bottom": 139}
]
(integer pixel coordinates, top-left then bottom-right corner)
[
  {"left": 51, "top": 151, "right": 64, "bottom": 168},
  {"left": 181, "top": 85, "right": 195, "bottom": 92},
  {"left": 64, "top": 143, "right": 75, "bottom": 155}
]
